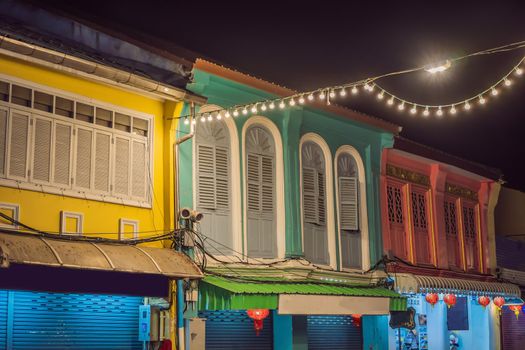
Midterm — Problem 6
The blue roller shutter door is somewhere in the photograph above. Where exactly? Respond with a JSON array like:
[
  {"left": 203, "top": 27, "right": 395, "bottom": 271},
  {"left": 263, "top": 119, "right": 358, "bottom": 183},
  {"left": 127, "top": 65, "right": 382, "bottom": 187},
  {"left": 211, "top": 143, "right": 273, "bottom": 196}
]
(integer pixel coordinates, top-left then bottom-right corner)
[
  {"left": 501, "top": 307, "right": 525, "bottom": 350},
  {"left": 307, "top": 315, "right": 362, "bottom": 350},
  {"left": 0, "top": 291, "right": 7, "bottom": 350},
  {"left": 199, "top": 310, "right": 273, "bottom": 350},
  {"left": 0, "top": 290, "right": 142, "bottom": 350}
]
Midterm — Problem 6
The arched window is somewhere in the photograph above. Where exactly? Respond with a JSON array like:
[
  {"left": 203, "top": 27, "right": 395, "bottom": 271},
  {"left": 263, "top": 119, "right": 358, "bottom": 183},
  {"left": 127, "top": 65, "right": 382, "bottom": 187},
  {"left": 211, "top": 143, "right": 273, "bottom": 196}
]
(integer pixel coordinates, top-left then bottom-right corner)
[
  {"left": 301, "top": 141, "right": 328, "bottom": 265},
  {"left": 195, "top": 119, "right": 232, "bottom": 255},
  {"left": 245, "top": 125, "right": 276, "bottom": 258},
  {"left": 337, "top": 153, "right": 361, "bottom": 269}
]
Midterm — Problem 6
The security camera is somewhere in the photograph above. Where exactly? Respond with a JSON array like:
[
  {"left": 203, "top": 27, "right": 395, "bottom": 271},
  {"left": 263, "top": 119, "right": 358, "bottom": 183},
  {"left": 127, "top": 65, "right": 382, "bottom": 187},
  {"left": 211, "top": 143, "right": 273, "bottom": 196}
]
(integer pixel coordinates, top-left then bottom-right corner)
[
  {"left": 179, "top": 208, "right": 192, "bottom": 220},
  {"left": 191, "top": 210, "right": 204, "bottom": 222}
]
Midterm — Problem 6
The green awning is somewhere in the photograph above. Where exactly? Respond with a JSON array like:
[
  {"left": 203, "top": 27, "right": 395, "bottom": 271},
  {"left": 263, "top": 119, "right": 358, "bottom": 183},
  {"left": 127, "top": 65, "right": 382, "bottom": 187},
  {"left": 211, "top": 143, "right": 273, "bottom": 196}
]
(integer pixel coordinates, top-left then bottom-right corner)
[{"left": 199, "top": 275, "right": 406, "bottom": 312}]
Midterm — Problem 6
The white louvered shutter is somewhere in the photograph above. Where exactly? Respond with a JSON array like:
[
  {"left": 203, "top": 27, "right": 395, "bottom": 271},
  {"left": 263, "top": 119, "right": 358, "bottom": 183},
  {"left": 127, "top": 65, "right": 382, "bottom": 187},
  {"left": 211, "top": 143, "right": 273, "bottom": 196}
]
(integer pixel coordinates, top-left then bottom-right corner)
[
  {"left": 261, "top": 156, "right": 274, "bottom": 218},
  {"left": 94, "top": 132, "right": 111, "bottom": 192},
  {"left": 114, "top": 137, "right": 130, "bottom": 196},
  {"left": 0, "top": 108, "right": 8, "bottom": 176},
  {"left": 131, "top": 140, "right": 146, "bottom": 199},
  {"left": 215, "top": 147, "right": 229, "bottom": 210},
  {"left": 75, "top": 128, "right": 93, "bottom": 189},
  {"left": 8, "top": 110, "right": 29, "bottom": 180},
  {"left": 303, "top": 167, "right": 318, "bottom": 224},
  {"left": 53, "top": 123, "right": 72, "bottom": 186},
  {"left": 197, "top": 144, "right": 216, "bottom": 209},
  {"left": 339, "top": 177, "right": 359, "bottom": 230},
  {"left": 247, "top": 153, "right": 260, "bottom": 212},
  {"left": 317, "top": 172, "right": 326, "bottom": 225},
  {"left": 32, "top": 117, "right": 52, "bottom": 183}
]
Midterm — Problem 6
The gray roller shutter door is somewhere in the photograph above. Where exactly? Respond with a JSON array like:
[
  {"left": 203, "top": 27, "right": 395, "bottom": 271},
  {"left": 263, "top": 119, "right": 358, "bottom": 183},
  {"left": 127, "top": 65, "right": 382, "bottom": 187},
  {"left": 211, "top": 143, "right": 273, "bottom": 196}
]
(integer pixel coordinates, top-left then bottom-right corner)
[
  {"left": 307, "top": 315, "right": 362, "bottom": 350},
  {"left": 501, "top": 307, "right": 525, "bottom": 350}
]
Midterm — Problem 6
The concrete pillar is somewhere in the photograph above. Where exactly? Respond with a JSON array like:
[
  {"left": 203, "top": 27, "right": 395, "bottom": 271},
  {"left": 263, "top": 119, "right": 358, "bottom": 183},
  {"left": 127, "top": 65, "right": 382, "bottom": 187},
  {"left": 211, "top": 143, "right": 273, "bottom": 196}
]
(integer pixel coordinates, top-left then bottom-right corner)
[{"left": 273, "top": 312, "right": 293, "bottom": 350}]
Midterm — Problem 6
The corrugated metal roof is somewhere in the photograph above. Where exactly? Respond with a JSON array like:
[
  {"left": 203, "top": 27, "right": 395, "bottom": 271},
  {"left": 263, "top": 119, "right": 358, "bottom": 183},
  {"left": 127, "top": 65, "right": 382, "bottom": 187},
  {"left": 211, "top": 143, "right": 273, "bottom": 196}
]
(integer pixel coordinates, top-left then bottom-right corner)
[{"left": 202, "top": 275, "right": 401, "bottom": 298}]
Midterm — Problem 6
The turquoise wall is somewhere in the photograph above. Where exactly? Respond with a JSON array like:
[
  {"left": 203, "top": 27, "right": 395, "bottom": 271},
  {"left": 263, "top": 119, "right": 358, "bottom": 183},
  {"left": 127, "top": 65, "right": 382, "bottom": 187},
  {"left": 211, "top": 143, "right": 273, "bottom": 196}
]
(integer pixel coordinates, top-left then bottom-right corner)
[{"left": 179, "top": 69, "right": 394, "bottom": 268}]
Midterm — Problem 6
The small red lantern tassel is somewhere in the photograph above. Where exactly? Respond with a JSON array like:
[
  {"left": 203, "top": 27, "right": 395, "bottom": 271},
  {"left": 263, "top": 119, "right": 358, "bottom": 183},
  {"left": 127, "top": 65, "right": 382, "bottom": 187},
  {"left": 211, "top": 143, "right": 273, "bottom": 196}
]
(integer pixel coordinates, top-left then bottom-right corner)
[
  {"left": 247, "top": 309, "right": 270, "bottom": 336},
  {"left": 253, "top": 319, "right": 264, "bottom": 336}
]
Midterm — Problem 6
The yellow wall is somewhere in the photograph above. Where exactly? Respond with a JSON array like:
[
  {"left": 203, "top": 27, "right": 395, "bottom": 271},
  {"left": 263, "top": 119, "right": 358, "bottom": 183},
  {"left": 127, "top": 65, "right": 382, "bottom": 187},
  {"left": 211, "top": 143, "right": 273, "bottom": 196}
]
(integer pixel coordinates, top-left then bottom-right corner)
[{"left": 0, "top": 55, "right": 183, "bottom": 246}]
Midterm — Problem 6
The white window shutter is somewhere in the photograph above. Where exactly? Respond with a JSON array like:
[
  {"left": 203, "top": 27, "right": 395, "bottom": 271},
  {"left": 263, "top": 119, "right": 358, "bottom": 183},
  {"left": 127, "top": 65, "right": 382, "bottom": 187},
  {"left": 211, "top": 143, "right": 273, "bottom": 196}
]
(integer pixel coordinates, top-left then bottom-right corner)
[
  {"left": 131, "top": 140, "right": 146, "bottom": 199},
  {"left": 215, "top": 147, "right": 229, "bottom": 210},
  {"left": 261, "top": 156, "right": 274, "bottom": 216},
  {"left": 32, "top": 117, "right": 52, "bottom": 182},
  {"left": 317, "top": 172, "right": 326, "bottom": 225},
  {"left": 53, "top": 123, "right": 72, "bottom": 186},
  {"left": 197, "top": 144, "right": 215, "bottom": 209},
  {"left": 302, "top": 167, "right": 318, "bottom": 224},
  {"left": 0, "top": 108, "right": 8, "bottom": 176},
  {"left": 114, "top": 137, "right": 130, "bottom": 195},
  {"left": 94, "top": 132, "right": 111, "bottom": 192},
  {"left": 8, "top": 110, "right": 29, "bottom": 180},
  {"left": 339, "top": 176, "right": 359, "bottom": 231},
  {"left": 75, "top": 128, "right": 93, "bottom": 189}
]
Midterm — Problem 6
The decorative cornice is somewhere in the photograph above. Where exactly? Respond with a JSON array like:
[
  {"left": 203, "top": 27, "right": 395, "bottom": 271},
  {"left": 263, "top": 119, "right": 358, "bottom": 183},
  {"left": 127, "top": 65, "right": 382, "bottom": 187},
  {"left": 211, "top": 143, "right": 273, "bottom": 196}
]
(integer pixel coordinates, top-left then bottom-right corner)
[
  {"left": 386, "top": 164, "right": 430, "bottom": 187},
  {"left": 445, "top": 182, "right": 478, "bottom": 201}
]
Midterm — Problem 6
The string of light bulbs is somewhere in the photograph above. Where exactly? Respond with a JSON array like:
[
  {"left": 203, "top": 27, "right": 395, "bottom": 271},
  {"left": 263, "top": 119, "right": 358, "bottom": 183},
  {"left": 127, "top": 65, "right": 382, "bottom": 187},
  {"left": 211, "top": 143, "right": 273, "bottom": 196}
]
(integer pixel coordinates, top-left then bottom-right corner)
[{"left": 181, "top": 40, "right": 525, "bottom": 125}]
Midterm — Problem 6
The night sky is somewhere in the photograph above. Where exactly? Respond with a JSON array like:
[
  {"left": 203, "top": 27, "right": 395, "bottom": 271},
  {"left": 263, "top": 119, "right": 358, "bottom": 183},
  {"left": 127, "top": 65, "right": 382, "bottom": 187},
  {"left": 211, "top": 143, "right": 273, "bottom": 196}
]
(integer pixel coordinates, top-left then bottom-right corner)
[{"left": 33, "top": 0, "right": 525, "bottom": 191}]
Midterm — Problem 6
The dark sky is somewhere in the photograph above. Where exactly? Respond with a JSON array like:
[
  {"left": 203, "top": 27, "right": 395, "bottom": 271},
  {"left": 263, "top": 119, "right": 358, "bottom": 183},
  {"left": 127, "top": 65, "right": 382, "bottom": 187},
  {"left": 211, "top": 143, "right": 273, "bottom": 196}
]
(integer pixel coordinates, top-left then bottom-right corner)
[{"left": 34, "top": 0, "right": 525, "bottom": 191}]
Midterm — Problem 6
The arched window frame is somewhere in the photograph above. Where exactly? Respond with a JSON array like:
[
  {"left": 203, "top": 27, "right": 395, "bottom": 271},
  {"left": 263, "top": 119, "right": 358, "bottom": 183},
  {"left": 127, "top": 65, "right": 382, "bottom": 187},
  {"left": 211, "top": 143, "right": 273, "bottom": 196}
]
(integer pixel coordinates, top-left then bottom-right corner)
[
  {"left": 241, "top": 116, "right": 285, "bottom": 260},
  {"left": 334, "top": 146, "right": 370, "bottom": 271},
  {"left": 299, "top": 133, "right": 336, "bottom": 269},
  {"left": 192, "top": 105, "right": 242, "bottom": 259}
]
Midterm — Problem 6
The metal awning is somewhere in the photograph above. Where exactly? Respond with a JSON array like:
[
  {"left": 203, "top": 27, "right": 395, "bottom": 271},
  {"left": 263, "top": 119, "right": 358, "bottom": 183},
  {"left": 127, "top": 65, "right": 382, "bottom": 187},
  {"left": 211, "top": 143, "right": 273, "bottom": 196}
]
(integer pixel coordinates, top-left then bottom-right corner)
[
  {"left": 0, "top": 232, "right": 202, "bottom": 279},
  {"left": 394, "top": 273, "right": 520, "bottom": 297}
]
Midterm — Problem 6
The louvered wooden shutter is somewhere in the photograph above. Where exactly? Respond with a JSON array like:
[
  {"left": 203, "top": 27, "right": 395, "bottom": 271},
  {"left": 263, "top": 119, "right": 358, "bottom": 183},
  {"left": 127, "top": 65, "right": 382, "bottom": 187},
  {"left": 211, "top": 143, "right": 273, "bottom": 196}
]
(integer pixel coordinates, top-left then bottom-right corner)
[
  {"left": 53, "top": 123, "right": 72, "bottom": 186},
  {"left": 317, "top": 172, "right": 326, "bottom": 225},
  {"left": 303, "top": 167, "right": 318, "bottom": 224},
  {"left": 131, "top": 140, "right": 146, "bottom": 199},
  {"left": 94, "top": 132, "right": 111, "bottom": 192},
  {"left": 0, "top": 108, "right": 8, "bottom": 176},
  {"left": 114, "top": 137, "right": 130, "bottom": 195},
  {"left": 339, "top": 177, "right": 359, "bottom": 230},
  {"left": 8, "top": 110, "right": 29, "bottom": 180},
  {"left": 261, "top": 156, "right": 274, "bottom": 217},
  {"left": 75, "top": 128, "right": 93, "bottom": 189},
  {"left": 215, "top": 147, "right": 229, "bottom": 210},
  {"left": 247, "top": 153, "right": 260, "bottom": 212},
  {"left": 197, "top": 144, "right": 216, "bottom": 209},
  {"left": 32, "top": 117, "right": 52, "bottom": 183}
]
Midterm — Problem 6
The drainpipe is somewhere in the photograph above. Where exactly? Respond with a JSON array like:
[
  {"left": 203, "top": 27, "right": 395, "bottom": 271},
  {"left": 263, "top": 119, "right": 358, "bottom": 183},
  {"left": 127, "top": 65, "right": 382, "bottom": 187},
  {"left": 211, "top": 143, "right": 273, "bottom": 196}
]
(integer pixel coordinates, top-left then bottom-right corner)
[{"left": 174, "top": 102, "right": 195, "bottom": 350}]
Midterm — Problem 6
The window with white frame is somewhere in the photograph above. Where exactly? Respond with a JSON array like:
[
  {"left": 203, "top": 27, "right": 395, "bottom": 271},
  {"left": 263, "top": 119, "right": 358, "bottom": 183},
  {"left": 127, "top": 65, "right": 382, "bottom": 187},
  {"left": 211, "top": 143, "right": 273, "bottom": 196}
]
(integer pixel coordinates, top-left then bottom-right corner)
[
  {"left": 301, "top": 141, "right": 328, "bottom": 265},
  {"left": 336, "top": 153, "right": 361, "bottom": 269},
  {"left": 0, "top": 202, "right": 20, "bottom": 228},
  {"left": 60, "top": 211, "right": 83, "bottom": 235},
  {"left": 0, "top": 78, "right": 151, "bottom": 206},
  {"left": 195, "top": 118, "right": 233, "bottom": 255},
  {"left": 119, "top": 218, "right": 139, "bottom": 240},
  {"left": 245, "top": 125, "right": 276, "bottom": 258}
]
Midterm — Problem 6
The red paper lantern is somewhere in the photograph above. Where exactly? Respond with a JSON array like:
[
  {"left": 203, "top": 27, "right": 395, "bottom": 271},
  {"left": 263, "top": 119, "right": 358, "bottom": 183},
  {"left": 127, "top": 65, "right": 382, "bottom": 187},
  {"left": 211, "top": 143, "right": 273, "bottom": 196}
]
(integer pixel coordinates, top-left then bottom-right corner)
[
  {"left": 351, "top": 314, "right": 362, "bottom": 327},
  {"left": 425, "top": 293, "right": 439, "bottom": 307},
  {"left": 509, "top": 305, "right": 523, "bottom": 320},
  {"left": 478, "top": 296, "right": 491, "bottom": 309},
  {"left": 444, "top": 294, "right": 457, "bottom": 308},
  {"left": 493, "top": 296, "right": 506, "bottom": 310},
  {"left": 246, "top": 309, "right": 270, "bottom": 336}
]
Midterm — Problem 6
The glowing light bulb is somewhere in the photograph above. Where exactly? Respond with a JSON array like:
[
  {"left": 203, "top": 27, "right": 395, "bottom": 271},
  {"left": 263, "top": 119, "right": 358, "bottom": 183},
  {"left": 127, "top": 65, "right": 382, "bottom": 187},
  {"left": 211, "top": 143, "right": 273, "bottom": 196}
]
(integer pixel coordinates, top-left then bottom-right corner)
[
  {"left": 192, "top": 119, "right": 196, "bottom": 125},
  {"left": 464, "top": 101, "right": 471, "bottom": 110},
  {"left": 377, "top": 92, "right": 384, "bottom": 100},
  {"left": 251, "top": 105, "right": 257, "bottom": 113},
  {"left": 242, "top": 107, "right": 248, "bottom": 115},
  {"left": 279, "top": 101, "right": 286, "bottom": 109},
  {"left": 369, "top": 84, "right": 375, "bottom": 92},
  {"left": 319, "top": 91, "right": 326, "bottom": 100},
  {"left": 398, "top": 102, "right": 405, "bottom": 111},
  {"left": 216, "top": 113, "right": 222, "bottom": 120},
  {"left": 308, "top": 94, "right": 314, "bottom": 101},
  {"left": 363, "top": 83, "right": 370, "bottom": 91},
  {"left": 329, "top": 90, "right": 336, "bottom": 98},
  {"left": 436, "top": 107, "right": 443, "bottom": 117},
  {"left": 289, "top": 98, "right": 296, "bottom": 106},
  {"left": 233, "top": 110, "right": 239, "bottom": 117},
  {"left": 351, "top": 86, "right": 358, "bottom": 94},
  {"left": 269, "top": 102, "right": 275, "bottom": 110},
  {"left": 184, "top": 118, "right": 189, "bottom": 125},
  {"left": 261, "top": 103, "right": 267, "bottom": 111},
  {"left": 423, "top": 107, "right": 430, "bottom": 117},
  {"left": 516, "top": 68, "right": 523, "bottom": 75},
  {"left": 387, "top": 97, "right": 394, "bottom": 106},
  {"left": 410, "top": 106, "right": 417, "bottom": 115},
  {"left": 225, "top": 111, "right": 231, "bottom": 118},
  {"left": 207, "top": 114, "right": 213, "bottom": 121},
  {"left": 491, "top": 88, "right": 498, "bottom": 96},
  {"left": 340, "top": 88, "right": 347, "bottom": 97},
  {"left": 450, "top": 106, "right": 457, "bottom": 115},
  {"left": 479, "top": 95, "right": 486, "bottom": 104},
  {"left": 298, "top": 96, "right": 305, "bottom": 104},
  {"left": 504, "top": 79, "right": 512, "bottom": 86},
  {"left": 200, "top": 115, "right": 206, "bottom": 122}
]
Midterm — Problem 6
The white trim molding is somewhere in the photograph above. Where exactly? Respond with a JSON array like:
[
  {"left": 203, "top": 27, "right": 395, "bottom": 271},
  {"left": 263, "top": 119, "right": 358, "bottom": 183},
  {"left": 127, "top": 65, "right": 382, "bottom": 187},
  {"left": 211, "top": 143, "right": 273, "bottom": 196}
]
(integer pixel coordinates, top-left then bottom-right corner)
[
  {"left": 334, "top": 145, "right": 370, "bottom": 271},
  {"left": 119, "top": 218, "right": 139, "bottom": 240},
  {"left": 60, "top": 210, "right": 83, "bottom": 235},
  {"left": 299, "top": 132, "right": 336, "bottom": 269},
  {"left": 241, "top": 115, "right": 286, "bottom": 260},
  {"left": 0, "top": 202, "right": 20, "bottom": 228}
]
